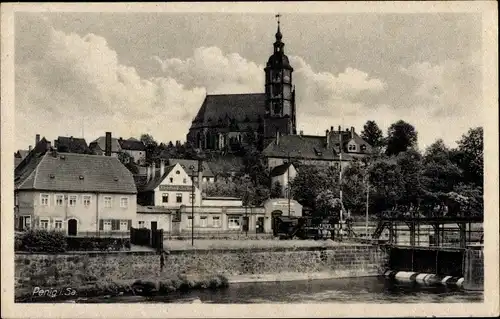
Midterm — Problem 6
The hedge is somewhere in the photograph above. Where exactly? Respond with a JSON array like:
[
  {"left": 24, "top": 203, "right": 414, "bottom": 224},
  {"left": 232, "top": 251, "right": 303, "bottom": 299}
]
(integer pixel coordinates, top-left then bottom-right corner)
[{"left": 15, "top": 230, "right": 131, "bottom": 252}]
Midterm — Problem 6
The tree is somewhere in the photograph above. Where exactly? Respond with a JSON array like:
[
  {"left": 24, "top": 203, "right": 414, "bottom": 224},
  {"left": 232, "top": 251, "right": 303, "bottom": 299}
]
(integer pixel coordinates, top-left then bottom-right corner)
[
  {"left": 452, "top": 127, "right": 483, "bottom": 186},
  {"left": 315, "top": 190, "right": 342, "bottom": 218},
  {"left": 385, "top": 120, "right": 418, "bottom": 156},
  {"left": 367, "top": 157, "right": 404, "bottom": 216},
  {"left": 361, "top": 120, "right": 384, "bottom": 149},
  {"left": 421, "top": 139, "right": 462, "bottom": 195},
  {"left": 342, "top": 160, "right": 367, "bottom": 216},
  {"left": 290, "top": 165, "right": 340, "bottom": 214}
]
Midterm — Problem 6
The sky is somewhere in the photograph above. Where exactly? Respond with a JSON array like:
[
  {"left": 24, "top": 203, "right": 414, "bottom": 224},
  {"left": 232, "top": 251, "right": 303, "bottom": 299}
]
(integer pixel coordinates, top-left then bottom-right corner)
[{"left": 14, "top": 11, "right": 483, "bottom": 151}]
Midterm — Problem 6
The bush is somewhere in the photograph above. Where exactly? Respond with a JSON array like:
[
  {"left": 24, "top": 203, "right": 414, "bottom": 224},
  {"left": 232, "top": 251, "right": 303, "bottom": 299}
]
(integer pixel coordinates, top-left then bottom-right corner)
[
  {"left": 66, "top": 237, "right": 131, "bottom": 251},
  {"left": 17, "top": 230, "right": 67, "bottom": 253}
]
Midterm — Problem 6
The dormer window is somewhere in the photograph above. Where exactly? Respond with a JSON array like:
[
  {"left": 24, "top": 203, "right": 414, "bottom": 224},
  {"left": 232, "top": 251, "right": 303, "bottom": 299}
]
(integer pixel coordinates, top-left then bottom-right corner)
[
  {"left": 314, "top": 148, "right": 323, "bottom": 156},
  {"left": 361, "top": 145, "right": 367, "bottom": 152},
  {"left": 348, "top": 144, "right": 356, "bottom": 152}
]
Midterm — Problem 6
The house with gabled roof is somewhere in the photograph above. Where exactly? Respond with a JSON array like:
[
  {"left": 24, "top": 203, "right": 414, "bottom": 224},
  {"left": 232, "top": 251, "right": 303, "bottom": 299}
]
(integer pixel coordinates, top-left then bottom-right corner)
[
  {"left": 262, "top": 126, "right": 373, "bottom": 170},
  {"left": 54, "top": 136, "right": 92, "bottom": 154},
  {"left": 89, "top": 132, "right": 122, "bottom": 157},
  {"left": 14, "top": 146, "right": 137, "bottom": 236},
  {"left": 118, "top": 137, "right": 146, "bottom": 165}
]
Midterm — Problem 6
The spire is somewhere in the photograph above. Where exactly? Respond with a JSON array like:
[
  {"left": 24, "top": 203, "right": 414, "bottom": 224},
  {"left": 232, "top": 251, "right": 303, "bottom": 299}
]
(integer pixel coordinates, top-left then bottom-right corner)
[
  {"left": 275, "top": 14, "right": 282, "bottom": 41},
  {"left": 273, "top": 14, "right": 284, "bottom": 53}
]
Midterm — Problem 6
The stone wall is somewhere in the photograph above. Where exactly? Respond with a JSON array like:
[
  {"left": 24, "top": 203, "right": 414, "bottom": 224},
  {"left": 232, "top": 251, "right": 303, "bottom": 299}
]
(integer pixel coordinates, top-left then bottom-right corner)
[
  {"left": 463, "top": 246, "right": 484, "bottom": 291},
  {"left": 15, "top": 245, "right": 388, "bottom": 293}
]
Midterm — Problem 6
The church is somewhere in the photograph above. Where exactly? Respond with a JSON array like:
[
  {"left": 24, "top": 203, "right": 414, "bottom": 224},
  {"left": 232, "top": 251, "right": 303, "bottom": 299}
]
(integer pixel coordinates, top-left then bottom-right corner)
[
  {"left": 187, "top": 17, "right": 373, "bottom": 168},
  {"left": 187, "top": 17, "right": 296, "bottom": 152}
]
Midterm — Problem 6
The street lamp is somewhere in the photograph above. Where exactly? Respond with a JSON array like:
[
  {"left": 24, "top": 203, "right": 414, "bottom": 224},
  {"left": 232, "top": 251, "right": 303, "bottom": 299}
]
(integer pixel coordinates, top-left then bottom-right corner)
[{"left": 189, "top": 165, "right": 195, "bottom": 246}]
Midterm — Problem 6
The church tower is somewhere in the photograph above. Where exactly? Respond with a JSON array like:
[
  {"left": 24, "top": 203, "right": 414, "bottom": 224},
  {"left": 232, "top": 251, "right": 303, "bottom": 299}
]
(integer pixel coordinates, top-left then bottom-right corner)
[{"left": 263, "top": 15, "right": 297, "bottom": 144}]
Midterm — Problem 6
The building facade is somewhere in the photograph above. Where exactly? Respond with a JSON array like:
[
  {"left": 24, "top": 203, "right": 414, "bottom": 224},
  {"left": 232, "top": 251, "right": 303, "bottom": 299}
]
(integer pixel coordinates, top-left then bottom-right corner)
[
  {"left": 270, "top": 162, "right": 297, "bottom": 198},
  {"left": 14, "top": 149, "right": 137, "bottom": 236},
  {"left": 186, "top": 19, "right": 296, "bottom": 152},
  {"left": 118, "top": 137, "right": 146, "bottom": 165},
  {"left": 262, "top": 126, "right": 373, "bottom": 170},
  {"left": 89, "top": 132, "right": 122, "bottom": 157}
]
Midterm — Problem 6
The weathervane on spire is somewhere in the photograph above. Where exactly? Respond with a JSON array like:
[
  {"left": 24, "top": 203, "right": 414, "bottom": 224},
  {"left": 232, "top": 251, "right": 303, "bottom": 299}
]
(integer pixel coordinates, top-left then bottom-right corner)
[{"left": 275, "top": 13, "right": 281, "bottom": 25}]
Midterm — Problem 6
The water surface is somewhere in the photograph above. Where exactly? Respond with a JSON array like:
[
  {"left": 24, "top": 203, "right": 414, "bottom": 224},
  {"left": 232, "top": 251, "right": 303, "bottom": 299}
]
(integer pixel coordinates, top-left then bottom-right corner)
[{"left": 79, "top": 277, "right": 483, "bottom": 304}]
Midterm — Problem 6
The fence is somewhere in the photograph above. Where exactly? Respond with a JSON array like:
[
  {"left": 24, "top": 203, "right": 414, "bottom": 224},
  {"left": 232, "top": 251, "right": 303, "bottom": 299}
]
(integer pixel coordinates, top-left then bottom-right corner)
[{"left": 163, "top": 230, "right": 274, "bottom": 240}]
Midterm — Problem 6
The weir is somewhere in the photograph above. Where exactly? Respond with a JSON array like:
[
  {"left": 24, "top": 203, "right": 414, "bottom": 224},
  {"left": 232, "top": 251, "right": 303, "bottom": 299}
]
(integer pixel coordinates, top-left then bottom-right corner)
[{"left": 371, "top": 214, "right": 484, "bottom": 291}]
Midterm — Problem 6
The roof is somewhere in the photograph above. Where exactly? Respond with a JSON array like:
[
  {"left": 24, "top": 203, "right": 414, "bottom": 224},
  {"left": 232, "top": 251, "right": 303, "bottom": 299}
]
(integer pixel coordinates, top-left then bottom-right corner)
[
  {"left": 191, "top": 93, "right": 266, "bottom": 128},
  {"left": 167, "top": 158, "right": 215, "bottom": 177},
  {"left": 137, "top": 205, "right": 172, "bottom": 214},
  {"left": 118, "top": 138, "right": 146, "bottom": 151},
  {"left": 15, "top": 150, "right": 30, "bottom": 159},
  {"left": 270, "top": 162, "right": 293, "bottom": 177},
  {"left": 15, "top": 157, "right": 23, "bottom": 168},
  {"left": 134, "top": 164, "right": 177, "bottom": 192},
  {"left": 262, "top": 131, "right": 372, "bottom": 160},
  {"left": 89, "top": 136, "right": 122, "bottom": 153},
  {"left": 55, "top": 136, "right": 91, "bottom": 154},
  {"left": 15, "top": 152, "right": 137, "bottom": 194}
]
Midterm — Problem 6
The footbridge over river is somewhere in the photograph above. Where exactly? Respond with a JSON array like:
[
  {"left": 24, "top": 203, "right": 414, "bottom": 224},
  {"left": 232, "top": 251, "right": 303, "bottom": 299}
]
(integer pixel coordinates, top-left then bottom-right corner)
[{"left": 360, "top": 215, "right": 484, "bottom": 291}]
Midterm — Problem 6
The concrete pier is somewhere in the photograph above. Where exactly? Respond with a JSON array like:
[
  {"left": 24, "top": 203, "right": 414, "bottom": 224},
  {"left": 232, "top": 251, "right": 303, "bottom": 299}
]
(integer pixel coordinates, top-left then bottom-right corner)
[{"left": 463, "top": 244, "right": 484, "bottom": 291}]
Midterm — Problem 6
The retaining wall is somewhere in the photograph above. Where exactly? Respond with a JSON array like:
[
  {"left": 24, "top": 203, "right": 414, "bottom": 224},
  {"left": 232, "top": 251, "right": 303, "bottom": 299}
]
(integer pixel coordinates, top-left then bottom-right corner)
[{"left": 15, "top": 244, "right": 388, "bottom": 293}]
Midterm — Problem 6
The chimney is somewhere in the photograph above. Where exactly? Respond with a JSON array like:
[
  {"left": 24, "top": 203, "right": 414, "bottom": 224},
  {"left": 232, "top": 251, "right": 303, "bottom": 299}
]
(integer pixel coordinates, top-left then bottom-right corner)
[
  {"left": 146, "top": 164, "right": 151, "bottom": 182},
  {"left": 28, "top": 145, "right": 32, "bottom": 152},
  {"left": 105, "top": 132, "right": 112, "bottom": 156},
  {"left": 275, "top": 131, "right": 280, "bottom": 145},
  {"left": 330, "top": 126, "right": 333, "bottom": 132},
  {"left": 46, "top": 141, "right": 52, "bottom": 151},
  {"left": 299, "top": 130, "right": 303, "bottom": 136},
  {"left": 338, "top": 125, "right": 341, "bottom": 133},
  {"left": 325, "top": 130, "right": 330, "bottom": 146},
  {"left": 197, "top": 160, "right": 203, "bottom": 191},
  {"left": 35, "top": 134, "right": 40, "bottom": 145},
  {"left": 151, "top": 161, "right": 156, "bottom": 180},
  {"left": 350, "top": 126, "right": 355, "bottom": 139},
  {"left": 160, "top": 159, "right": 165, "bottom": 176}
]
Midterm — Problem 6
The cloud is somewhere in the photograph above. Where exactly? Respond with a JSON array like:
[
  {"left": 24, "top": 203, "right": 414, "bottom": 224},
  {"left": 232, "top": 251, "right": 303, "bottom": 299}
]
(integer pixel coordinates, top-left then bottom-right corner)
[
  {"left": 16, "top": 27, "right": 206, "bottom": 148},
  {"left": 154, "top": 47, "right": 264, "bottom": 94}
]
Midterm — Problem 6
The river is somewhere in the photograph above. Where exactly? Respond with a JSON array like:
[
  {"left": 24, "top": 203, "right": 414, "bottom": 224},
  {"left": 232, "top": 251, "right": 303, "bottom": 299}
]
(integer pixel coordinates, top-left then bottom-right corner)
[{"left": 76, "top": 277, "right": 482, "bottom": 304}]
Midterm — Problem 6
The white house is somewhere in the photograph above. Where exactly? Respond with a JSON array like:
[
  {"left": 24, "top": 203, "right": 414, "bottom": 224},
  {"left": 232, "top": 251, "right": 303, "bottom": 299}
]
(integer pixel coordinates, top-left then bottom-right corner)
[{"left": 15, "top": 142, "right": 137, "bottom": 236}]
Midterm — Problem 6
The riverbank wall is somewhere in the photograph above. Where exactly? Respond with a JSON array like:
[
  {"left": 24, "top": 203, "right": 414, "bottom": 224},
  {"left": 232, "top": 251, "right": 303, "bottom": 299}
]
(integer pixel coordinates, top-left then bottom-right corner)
[{"left": 15, "top": 244, "right": 388, "bottom": 298}]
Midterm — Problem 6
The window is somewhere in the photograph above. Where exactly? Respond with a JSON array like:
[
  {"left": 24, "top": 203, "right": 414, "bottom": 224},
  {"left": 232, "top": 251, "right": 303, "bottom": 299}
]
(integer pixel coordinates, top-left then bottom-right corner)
[
  {"left": 200, "top": 216, "right": 207, "bottom": 227},
  {"left": 55, "top": 194, "right": 64, "bottom": 206},
  {"left": 228, "top": 215, "right": 241, "bottom": 230},
  {"left": 20, "top": 216, "right": 31, "bottom": 230},
  {"left": 169, "top": 177, "right": 173, "bottom": 183},
  {"left": 162, "top": 193, "right": 169, "bottom": 203},
  {"left": 69, "top": 195, "right": 77, "bottom": 207},
  {"left": 120, "top": 197, "right": 129, "bottom": 208},
  {"left": 212, "top": 216, "right": 221, "bottom": 227},
  {"left": 348, "top": 144, "right": 356, "bottom": 151},
  {"left": 120, "top": 220, "right": 129, "bottom": 231},
  {"left": 176, "top": 193, "right": 182, "bottom": 203},
  {"left": 202, "top": 177, "right": 207, "bottom": 182},
  {"left": 104, "top": 196, "right": 112, "bottom": 208},
  {"left": 54, "top": 219, "right": 63, "bottom": 230},
  {"left": 361, "top": 145, "right": 367, "bottom": 152},
  {"left": 187, "top": 216, "right": 193, "bottom": 228},
  {"left": 176, "top": 170, "right": 180, "bottom": 175},
  {"left": 40, "top": 194, "right": 49, "bottom": 206},
  {"left": 189, "top": 193, "right": 195, "bottom": 203},
  {"left": 103, "top": 220, "right": 112, "bottom": 231},
  {"left": 39, "top": 218, "right": 49, "bottom": 230},
  {"left": 183, "top": 178, "right": 187, "bottom": 184},
  {"left": 83, "top": 195, "right": 91, "bottom": 207},
  {"left": 138, "top": 221, "right": 145, "bottom": 228}
]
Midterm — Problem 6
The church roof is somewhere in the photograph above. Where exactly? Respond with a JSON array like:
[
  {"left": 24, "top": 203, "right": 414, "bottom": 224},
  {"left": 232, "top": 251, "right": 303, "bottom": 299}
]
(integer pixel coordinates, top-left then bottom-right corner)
[{"left": 192, "top": 93, "right": 266, "bottom": 128}]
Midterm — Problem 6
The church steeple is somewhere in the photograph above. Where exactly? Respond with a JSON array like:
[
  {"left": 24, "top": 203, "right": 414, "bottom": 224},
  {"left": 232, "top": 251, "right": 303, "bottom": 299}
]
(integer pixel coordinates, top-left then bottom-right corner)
[{"left": 263, "top": 14, "right": 297, "bottom": 140}]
